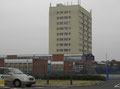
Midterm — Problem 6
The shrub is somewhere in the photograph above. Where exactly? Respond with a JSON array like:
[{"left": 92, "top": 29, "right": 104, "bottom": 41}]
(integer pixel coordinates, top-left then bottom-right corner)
[{"left": 33, "top": 74, "right": 106, "bottom": 81}]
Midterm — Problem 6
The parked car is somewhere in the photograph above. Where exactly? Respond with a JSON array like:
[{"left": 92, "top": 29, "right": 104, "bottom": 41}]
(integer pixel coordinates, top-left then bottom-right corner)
[{"left": 0, "top": 67, "right": 36, "bottom": 87}]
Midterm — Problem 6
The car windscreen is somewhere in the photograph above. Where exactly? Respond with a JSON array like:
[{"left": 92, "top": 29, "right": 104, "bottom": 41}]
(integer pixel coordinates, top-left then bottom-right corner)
[{"left": 9, "top": 68, "right": 23, "bottom": 74}]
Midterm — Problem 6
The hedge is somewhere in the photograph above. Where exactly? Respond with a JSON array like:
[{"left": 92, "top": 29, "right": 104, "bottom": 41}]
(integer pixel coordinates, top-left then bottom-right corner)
[{"left": 32, "top": 74, "right": 106, "bottom": 81}]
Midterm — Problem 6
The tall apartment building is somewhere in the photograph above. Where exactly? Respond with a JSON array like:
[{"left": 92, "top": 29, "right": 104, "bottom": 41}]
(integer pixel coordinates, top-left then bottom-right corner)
[{"left": 49, "top": 4, "right": 92, "bottom": 55}]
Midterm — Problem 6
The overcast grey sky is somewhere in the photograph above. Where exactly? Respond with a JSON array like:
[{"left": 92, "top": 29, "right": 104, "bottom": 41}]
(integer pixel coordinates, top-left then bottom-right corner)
[{"left": 0, "top": 0, "right": 120, "bottom": 61}]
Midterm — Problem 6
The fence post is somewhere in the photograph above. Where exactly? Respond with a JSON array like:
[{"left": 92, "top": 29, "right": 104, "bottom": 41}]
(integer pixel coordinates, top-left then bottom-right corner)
[
  {"left": 47, "top": 74, "right": 49, "bottom": 85},
  {"left": 106, "top": 64, "right": 109, "bottom": 80},
  {"left": 70, "top": 73, "right": 72, "bottom": 85},
  {"left": 47, "top": 64, "right": 50, "bottom": 85}
]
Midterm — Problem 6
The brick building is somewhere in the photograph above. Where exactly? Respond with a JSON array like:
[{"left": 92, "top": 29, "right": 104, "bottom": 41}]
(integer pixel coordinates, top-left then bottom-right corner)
[
  {"left": 0, "top": 54, "right": 96, "bottom": 75},
  {"left": 0, "top": 58, "right": 4, "bottom": 67}
]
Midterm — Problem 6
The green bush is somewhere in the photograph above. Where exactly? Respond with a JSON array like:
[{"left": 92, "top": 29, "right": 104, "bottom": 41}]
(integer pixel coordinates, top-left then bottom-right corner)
[{"left": 33, "top": 74, "right": 106, "bottom": 81}]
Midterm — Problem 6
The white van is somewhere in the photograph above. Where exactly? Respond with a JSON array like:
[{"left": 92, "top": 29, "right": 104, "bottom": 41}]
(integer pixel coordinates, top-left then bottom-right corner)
[{"left": 0, "top": 67, "right": 36, "bottom": 87}]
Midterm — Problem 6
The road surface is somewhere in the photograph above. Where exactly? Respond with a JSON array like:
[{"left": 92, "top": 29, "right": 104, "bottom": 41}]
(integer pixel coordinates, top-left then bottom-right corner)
[{"left": 9, "top": 80, "right": 120, "bottom": 89}]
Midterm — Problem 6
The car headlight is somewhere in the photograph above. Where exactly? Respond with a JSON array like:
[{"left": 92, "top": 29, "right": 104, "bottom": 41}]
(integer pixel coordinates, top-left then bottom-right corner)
[
  {"left": 23, "top": 77, "right": 29, "bottom": 81},
  {"left": 29, "top": 77, "right": 34, "bottom": 81}
]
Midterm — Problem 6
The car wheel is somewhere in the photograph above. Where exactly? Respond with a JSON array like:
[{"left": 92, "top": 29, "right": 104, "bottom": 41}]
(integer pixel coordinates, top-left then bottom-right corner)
[
  {"left": 14, "top": 80, "right": 21, "bottom": 87},
  {"left": 26, "top": 84, "right": 32, "bottom": 87}
]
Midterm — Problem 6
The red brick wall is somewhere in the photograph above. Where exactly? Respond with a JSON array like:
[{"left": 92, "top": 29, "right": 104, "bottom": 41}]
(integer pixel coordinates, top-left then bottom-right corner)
[
  {"left": 84, "top": 61, "right": 91, "bottom": 71},
  {"left": 0, "top": 58, "right": 4, "bottom": 67},
  {"left": 7, "top": 55, "right": 17, "bottom": 59},
  {"left": 84, "top": 61, "right": 97, "bottom": 73},
  {"left": 32, "top": 59, "right": 48, "bottom": 75},
  {"left": 92, "top": 61, "right": 97, "bottom": 73},
  {"left": 75, "top": 62, "right": 83, "bottom": 65},
  {"left": 64, "top": 62, "right": 73, "bottom": 73},
  {"left": 52, "top": 54, "right": 64, "bottom": 61}
]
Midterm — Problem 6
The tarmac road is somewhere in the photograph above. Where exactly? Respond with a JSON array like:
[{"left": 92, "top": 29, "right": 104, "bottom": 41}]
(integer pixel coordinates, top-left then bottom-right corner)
[{"left": 8, "top": 80, "right": 120, "bottom": 89}]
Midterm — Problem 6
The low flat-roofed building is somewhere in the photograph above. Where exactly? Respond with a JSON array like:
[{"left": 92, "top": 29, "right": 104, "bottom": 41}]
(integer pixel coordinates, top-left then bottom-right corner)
[{"left": 0, "top": 54, "right": 95, "bottom": 75}]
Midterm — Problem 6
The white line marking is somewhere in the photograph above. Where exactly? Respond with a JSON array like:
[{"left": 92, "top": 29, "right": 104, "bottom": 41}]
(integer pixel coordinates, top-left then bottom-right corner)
[{"left": 114, "top": 83, "right": 120, "bottom": 88}]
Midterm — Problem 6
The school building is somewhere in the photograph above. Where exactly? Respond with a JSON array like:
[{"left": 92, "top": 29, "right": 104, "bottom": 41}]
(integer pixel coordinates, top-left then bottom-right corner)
[{"left": 0, "top": 54, "right": 96, "bottom": 75}]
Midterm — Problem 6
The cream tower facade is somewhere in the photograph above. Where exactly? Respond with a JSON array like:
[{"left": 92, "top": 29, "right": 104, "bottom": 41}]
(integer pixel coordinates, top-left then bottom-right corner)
[{"left": 49, "top": 4, "right": 92, "bottom": 55}]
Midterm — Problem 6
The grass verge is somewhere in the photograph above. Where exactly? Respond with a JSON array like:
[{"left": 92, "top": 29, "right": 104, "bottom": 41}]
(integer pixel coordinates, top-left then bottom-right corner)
[{"left": 36, "top": 80, "right": 100, "bottom": 86}]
